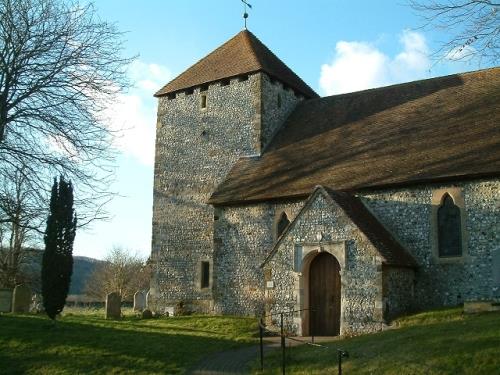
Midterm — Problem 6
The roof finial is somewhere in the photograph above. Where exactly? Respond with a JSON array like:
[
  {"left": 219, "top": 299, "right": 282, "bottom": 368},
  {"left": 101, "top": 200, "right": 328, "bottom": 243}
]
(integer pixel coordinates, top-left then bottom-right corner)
[{"left": 241, "top": 0, "right": 252, "bottom": 29}]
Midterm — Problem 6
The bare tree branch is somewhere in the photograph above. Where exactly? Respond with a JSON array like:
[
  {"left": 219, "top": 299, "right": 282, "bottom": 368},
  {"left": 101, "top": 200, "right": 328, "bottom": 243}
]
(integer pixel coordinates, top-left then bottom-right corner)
[
  {"left": 409, "top": 0, "right": 499, "bottom": 65},
  {"left": 0, "top": 0, "right": 135, "bottom": 225},
  {"left": 84, "top": 246, "right": 151, "bottom": 301}
]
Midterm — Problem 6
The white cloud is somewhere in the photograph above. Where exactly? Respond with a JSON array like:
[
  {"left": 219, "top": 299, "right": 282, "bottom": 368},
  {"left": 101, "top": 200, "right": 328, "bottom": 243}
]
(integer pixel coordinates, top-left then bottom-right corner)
[
  {"left": 319, "top": 30, "right": 430, "bottom": 96},
  {"left": 104, "top": 61, "right": 171, "bottom": 165}
]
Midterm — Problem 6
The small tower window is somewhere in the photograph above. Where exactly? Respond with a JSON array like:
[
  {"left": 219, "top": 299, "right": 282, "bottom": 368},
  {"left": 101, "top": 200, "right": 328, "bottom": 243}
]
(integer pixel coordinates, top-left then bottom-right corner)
[
  {"left": 277, "top": 93, "right": 282, "bottom": 108},
  {"left": 438, "top": 193, "right": 462, "bottom": 257},
  {"left": 277, "top": 212, "right": 290, "bottom": 238},
  {"left": 201, "top": 261, "right": 210, "bottom": 289},
  {"left": 201, "top": 94, "right": 207, "bottom": 109}
]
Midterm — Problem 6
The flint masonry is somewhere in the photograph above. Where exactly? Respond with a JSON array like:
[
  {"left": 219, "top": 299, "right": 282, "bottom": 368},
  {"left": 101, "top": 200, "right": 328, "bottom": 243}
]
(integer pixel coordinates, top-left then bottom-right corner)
[{"left": 150, "top": 30, "right": 500, "bottom": 336}]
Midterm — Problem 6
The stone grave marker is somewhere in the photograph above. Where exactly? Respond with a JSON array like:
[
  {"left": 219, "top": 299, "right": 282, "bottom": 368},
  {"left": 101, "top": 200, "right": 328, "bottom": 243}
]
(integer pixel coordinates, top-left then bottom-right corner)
[
  {"left": 0, "top": 288, "right": 13, "bottom": 312},
  {"left": 133, "top": 291, "right": 145, "bottom": 311},
  {"left": 164, "top": 306, "right": 175, "bottom": 317},
  {"left": 12, "top": 284, "right": 31, "bottom": 313},
  {"left": 493, "top": 249, "right": 500, "bottom": 285},
  {"left": 141, "top": 309, "right": 153, "bottom": 319},
  {"left": 30, "top": 293, "right": 43, "bottom": 313},
  {"left": 105, "top": 292, "right": 121, "bottom": 319}
]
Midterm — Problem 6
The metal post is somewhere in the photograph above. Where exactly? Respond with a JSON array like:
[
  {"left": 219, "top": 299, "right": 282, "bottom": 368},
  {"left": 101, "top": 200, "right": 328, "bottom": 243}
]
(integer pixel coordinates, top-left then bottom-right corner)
[
  {"left": 259, "top": 317, "right": 264, "bottom": 371},
  {"left": 338, "top": 349, "right": 348, "bottom": 375},
  {"left": 311, "top": 309, "right": 315, "bottom": 344},
  {"left": 281, "top": 312, "right": 285, "bottom": 375}
]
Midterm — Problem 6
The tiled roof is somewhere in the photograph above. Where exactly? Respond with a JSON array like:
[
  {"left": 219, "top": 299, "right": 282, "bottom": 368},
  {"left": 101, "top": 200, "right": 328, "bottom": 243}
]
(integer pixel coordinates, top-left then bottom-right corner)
[
  {"left": 324, "top": 189, "right": 417, "bottom": 268},
  {"left": 210, "top": 68, "right": 500, "bottom": 205},
  {"left": 154, "top": 30, "right": 318, "bottom": 98},
  {"left": 261, "top": 186, "right": 417, "bottom": 268}
]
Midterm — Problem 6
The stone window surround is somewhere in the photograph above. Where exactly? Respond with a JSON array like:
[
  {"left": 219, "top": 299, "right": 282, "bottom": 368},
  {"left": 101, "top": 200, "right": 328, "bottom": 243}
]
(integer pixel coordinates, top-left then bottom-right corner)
[
  {"left": 200, "top": 94, "right": 207, "bottom": 109},
  {"left": 195, "top": 259, "right": 213, "bottom": 290},
  {"left": 431, "top": 188, "right": 468, "bottom": 263}
]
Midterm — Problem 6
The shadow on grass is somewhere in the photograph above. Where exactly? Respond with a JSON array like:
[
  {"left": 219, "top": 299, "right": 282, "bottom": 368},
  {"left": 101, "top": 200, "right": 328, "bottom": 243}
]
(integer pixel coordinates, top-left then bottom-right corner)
[
  {"left": 0, "top": 314, "right": 255, "bottom": 375},
  {"left": 254, "top": 312, "right": 500, "bottom": 375}
]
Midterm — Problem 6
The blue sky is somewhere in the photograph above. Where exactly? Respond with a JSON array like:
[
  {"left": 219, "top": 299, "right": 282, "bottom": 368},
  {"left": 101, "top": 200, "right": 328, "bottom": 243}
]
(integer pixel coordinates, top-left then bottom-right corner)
[{"left": 73, "top": 0, "right": 489, "bottom": 260}]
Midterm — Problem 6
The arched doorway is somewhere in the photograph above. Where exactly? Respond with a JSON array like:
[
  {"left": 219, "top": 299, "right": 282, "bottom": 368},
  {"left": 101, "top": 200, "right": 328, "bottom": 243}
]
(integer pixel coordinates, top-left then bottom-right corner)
[{"left": 309, "top": 252, "right": 341, "bottom": 336}]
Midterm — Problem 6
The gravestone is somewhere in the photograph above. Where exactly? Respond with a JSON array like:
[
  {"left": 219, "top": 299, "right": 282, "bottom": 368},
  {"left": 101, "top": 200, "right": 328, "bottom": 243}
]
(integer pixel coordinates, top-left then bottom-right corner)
[
  {"left": 105, "top": 292, "right": 121, "bottom": 319},
  {"left": 493, "top": 249, "right": 500, "bottom": 285},
  {"left": 30, "top": 293, "right": 43, "bottom": 313},
  {"left": 141, "top": 309, "right": 153, "bottom": 319},
  {"left": 12, "top": 284, "right": 31, "bottom": 313},
  {"left": 145, "top": 290, "right": 151, "bottom": 308},
  {"left": 133, "top": 291, "right": 145, "bottom": 311},
  {"left": 164, "top": 306, "right": 175, "bottom": 317},
  {"left": 0, "top": 288, "right": 13, "bottom": 313}
]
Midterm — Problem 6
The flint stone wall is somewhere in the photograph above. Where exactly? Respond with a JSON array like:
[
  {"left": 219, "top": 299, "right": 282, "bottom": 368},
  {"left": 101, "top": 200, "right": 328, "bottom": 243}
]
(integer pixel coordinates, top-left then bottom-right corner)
[
  {"left": 382, "top": 266, "right": 415, "bottom": 321},
  {"left": 265, "top": 193, "right": 387, "bottom": 336},
  {"left": 213, "top": 201, "right": 303, "bottom": 315},
  {"left": 361, "top": 179, "right": 500, "bottom": 308},
  {"left": 152, "top": 72, "right": 302, "bottom": 310}
]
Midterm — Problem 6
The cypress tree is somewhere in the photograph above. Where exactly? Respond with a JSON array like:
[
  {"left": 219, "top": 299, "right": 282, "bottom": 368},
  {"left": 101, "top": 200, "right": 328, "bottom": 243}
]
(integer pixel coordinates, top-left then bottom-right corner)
[{"left": 42, "top": 176, "right": 77, "bottom": 320}]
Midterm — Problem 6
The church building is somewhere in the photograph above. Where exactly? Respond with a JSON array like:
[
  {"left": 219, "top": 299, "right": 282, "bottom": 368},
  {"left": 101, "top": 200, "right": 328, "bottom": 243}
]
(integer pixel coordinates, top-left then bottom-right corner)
[{"left": 150, "top": 30, "right": 500, "bottom": 336}]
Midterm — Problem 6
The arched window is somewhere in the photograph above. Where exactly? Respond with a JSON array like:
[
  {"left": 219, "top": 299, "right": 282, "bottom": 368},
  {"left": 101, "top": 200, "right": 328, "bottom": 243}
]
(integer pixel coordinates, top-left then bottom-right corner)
[
  {"left": 437, "top": 193, "right": 462, "bottom": 257},
  {"left": 277, "top": 212, "right": 290, "bottom": 238}
]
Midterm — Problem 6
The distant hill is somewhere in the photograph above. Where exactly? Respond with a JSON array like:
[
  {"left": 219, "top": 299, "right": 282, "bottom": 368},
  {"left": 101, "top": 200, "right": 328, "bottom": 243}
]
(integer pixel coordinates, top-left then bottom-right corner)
[
  {"left": 69, "top": 255, "right": 105, "bottom": 295},
  {"left": 22, "top": 249, "right": 105, "bottom": 294}
]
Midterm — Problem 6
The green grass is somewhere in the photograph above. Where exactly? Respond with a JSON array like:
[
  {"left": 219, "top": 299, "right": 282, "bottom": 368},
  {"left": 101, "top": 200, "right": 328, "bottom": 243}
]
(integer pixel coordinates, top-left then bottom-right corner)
[
  {"left": 253, "top": 308, "right": 500, "bottom": 374},
  {"left": 0, "top": 308, "right": 258, "bottom": 374}
]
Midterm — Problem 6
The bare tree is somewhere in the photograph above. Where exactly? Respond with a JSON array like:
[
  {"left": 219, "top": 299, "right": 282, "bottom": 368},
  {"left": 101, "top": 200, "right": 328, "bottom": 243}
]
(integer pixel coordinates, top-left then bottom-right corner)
[
  {"left": 84, "top": 247, "right": 151, "bottom": 301},
  {"left": 0, "top": 0, "right": 134, "bottom": 225},
  {"left": 409, "top": 0, "right": 499, "bottom": 64},
  {"left": 0, "top": 165, "right": 43, "bottom": 288}
]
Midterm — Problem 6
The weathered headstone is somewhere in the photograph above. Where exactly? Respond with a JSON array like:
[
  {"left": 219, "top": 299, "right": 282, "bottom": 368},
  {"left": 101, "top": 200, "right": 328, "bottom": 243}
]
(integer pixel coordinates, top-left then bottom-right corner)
[
  {"left": 133, "top": 291, "right": 145, "bottom": 311},
  {"left": 145, "top": 290, "right": 151, "bottom": 309},
  {"left": 12, "top": 284, "right": 31, "bottom": 313},
  {"left": 164, "top": 306, "right": 175, "bottom": 317},
  {"left": 141, "top": 309, "right": 153, "bottom": 319},
  {"left": 493, "top": 249, "right": 500, "bottom": 285},
  {"left": 30, "top": 293, "right": 43, "bottom": 313},
  {"left": 0, "top": 288, "right": 13, "bottom": 313},
  {"left": 105, "top": 292, "right": 121, "bottom": 319}
]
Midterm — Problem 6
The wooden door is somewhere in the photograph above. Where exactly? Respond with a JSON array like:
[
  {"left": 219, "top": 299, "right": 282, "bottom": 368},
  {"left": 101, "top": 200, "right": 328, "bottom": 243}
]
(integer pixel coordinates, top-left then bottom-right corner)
[{"left": 309, "top": 252, "right": 341, "bottom": 336}]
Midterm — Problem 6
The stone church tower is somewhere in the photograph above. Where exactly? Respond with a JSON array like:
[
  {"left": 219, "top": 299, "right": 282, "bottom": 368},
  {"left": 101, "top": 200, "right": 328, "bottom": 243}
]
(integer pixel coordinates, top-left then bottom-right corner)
[{"left": 150, "top": 30, "right": 318, "bottom": 312}]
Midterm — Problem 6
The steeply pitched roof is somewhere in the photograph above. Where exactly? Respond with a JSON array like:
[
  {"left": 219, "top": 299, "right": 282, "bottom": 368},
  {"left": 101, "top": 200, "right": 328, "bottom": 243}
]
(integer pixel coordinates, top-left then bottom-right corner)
[
  {"left": 154, "top": 30, "right": 318, "bottom": 98},
  {"left": 261, "top": 186, "right": 417, "bottom": 268},
  {"left": 210, "top": 68, "right": 500, "bottom": 205}
]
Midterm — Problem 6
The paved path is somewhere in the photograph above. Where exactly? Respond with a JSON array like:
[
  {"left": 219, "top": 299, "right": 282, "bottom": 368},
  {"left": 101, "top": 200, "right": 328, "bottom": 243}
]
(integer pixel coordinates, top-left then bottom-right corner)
[
  {"left": 188, "top": 344, "right": 271, "bottom": 375},
  {"left": 188, "top": 337, "right": 338, "bottom": 375}
]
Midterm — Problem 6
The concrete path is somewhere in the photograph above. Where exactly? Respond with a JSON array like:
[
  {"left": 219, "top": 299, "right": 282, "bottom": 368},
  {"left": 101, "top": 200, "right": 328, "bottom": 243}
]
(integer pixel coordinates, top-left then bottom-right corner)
[{"left": 188, "top": 337, "right": 339, "bottom": 374}]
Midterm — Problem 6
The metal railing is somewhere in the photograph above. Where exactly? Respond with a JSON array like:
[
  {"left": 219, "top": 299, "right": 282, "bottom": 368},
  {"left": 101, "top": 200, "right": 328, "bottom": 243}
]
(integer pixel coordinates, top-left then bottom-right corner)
[{"left": 258, "top": 308, "right": 349, "bottom": 374}]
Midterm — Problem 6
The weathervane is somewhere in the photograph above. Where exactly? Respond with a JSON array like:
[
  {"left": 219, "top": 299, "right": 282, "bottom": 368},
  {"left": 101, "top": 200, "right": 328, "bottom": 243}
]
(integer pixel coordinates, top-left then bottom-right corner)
[{"left": 241, "top": 0, "right": 252, "bottom": 29}]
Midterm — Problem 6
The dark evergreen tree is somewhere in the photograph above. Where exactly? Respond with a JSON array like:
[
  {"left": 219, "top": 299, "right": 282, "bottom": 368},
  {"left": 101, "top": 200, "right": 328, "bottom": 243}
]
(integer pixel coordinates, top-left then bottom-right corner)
[{"left": 42, "top": 177, "right": 77, "bottom": 320}]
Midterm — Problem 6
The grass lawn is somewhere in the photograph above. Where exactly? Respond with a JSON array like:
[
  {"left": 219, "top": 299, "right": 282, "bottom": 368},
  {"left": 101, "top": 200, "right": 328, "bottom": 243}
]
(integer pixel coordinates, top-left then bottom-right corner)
[
  {"left": 0, "top": 308, "right": 258, "bottom": 374},
  {"left": 253, "top": 308, "right": 500, "bottom": 374}
]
